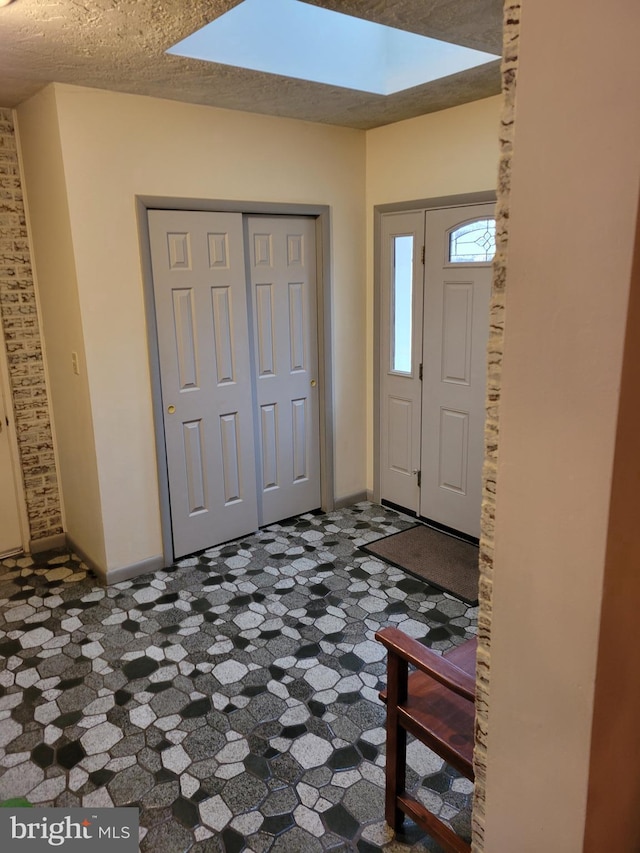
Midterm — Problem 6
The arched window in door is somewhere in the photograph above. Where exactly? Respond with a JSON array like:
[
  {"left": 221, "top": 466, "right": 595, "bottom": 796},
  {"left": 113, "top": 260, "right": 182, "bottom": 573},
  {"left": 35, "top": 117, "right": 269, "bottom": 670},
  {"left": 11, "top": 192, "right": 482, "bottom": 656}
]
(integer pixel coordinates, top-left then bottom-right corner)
[{"left": 448, "top": 218, "right": 496, "bottom": 264}]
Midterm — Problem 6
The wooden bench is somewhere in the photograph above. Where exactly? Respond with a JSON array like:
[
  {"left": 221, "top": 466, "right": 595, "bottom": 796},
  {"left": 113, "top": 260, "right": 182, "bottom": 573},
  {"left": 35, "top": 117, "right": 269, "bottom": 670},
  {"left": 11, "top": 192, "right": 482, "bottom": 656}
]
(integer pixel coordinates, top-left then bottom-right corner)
[{"left": 376, "top": 627, "right": 477, "bottom": 853}]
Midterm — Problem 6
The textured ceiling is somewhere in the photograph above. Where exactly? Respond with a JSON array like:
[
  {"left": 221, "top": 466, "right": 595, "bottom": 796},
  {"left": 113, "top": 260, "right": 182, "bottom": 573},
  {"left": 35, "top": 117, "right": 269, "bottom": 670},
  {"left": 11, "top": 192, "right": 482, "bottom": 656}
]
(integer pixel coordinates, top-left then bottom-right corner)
[{"left": 0, "top": 0, "right": 503, "bottom": 129}]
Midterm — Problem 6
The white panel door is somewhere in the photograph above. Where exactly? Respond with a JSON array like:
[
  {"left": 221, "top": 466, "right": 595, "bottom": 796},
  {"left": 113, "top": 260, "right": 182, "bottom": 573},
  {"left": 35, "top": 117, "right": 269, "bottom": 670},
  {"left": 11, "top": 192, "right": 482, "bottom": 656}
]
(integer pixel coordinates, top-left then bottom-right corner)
[
  {"left": 148, "top": 210, "right": 259, "bottom": 558},
  {"left": 420, "top": 204, "right": 494, "bottom": 537},
  {"left": 379, "top": 211, "right": 424, "bottom": 512},
  {"left": 247, "top": 217, "right": 321, "bottom": 525},
  {"left": 0, "top": 378, "right": 22, "bottom": 556}
]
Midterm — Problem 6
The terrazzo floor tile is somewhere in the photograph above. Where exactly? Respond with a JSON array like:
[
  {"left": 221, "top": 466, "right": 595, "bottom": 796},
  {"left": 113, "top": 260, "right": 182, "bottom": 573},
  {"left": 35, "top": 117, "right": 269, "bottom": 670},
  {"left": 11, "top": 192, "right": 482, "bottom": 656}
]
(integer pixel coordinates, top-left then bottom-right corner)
[{"left": 0, "top": 503, "right": 477, "bottom": 852}]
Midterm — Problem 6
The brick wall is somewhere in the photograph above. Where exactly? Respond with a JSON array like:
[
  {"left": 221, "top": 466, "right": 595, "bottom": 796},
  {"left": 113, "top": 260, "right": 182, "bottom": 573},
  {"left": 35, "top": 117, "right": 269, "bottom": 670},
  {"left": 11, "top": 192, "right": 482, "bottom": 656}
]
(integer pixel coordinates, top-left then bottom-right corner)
[
  {"left": 472, "top": 3, "right": 521, "bottom": 850},
  {"left": 0, "top": 108, "right": 62, "bottom": 546}
]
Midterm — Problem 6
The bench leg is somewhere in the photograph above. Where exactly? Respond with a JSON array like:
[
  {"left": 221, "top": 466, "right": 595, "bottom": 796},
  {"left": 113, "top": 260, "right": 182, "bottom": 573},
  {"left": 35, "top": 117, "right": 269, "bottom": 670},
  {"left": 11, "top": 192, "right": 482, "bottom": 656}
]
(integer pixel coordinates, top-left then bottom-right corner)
[{"left": 385, "top": 653, "right": 408, "bottom": 830}]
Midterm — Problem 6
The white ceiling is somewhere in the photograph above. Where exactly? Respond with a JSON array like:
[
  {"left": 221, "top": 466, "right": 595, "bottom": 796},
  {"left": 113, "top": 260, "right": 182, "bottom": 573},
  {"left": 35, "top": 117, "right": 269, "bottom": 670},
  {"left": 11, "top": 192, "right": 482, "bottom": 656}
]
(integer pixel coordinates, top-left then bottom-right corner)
[{"left": 0, "top": 0, "right": 503, "bottom": 130}]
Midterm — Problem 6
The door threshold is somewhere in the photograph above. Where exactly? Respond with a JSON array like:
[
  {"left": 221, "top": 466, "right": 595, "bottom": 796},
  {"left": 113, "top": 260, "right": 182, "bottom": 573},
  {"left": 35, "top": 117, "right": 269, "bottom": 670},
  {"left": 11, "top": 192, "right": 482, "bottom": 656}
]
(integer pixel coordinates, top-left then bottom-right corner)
[
  {"left": 380, "top": 500, "right": 479, "bottom": 546},
  {"left": 380, "top": 499, "right": 418, "bottom": 518},
  {"left": 416, "top": 516, "right": 479, "bottom": 547}
]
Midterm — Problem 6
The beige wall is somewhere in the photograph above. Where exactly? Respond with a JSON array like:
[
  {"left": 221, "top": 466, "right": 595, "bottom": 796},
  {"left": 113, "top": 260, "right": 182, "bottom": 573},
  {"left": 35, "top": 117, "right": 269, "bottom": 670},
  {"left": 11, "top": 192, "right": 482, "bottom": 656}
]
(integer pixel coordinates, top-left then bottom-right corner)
[
  {"left": 18, "top": 83, "right": 366, "bottom": 575},
  {"left": 365, "top": 96, "right": 501, "bottom": 208},
  {"left": 364, "top": 96, "right": 501, "bottom": 488},
  {"left": 16, "top": 88, "right": 106, "bottom": 567},
  {"left": 482, "top": 1, "right": 640, "bottom": 849}
]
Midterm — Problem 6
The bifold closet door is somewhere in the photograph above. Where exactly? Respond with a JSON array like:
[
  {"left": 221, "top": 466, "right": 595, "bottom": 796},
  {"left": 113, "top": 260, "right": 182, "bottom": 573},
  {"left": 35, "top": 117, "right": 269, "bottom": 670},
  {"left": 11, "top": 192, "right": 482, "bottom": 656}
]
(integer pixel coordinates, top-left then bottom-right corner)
[
  {"left": 148, "top": 209, "right": 258, "bottom": 559},
  {"left": 247, "top": 217, "right": 321, "bottom": 526}
]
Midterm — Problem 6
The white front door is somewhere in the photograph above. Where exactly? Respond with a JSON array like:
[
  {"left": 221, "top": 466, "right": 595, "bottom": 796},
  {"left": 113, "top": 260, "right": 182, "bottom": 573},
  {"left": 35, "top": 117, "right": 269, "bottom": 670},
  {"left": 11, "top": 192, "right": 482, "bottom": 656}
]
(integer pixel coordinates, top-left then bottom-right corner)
[
  {"left": 419, "top": 205, "right": 494, "bottom": 538},
  {"left": 247, "top": 217, "right": 321, "bottom": 526},
  {"left": 379, "top": 202, "right": 495, "bottom": 539},
  {"left": 0, "top": 364, "right": 23, "bottom": 556},
  {"left": 149, "top": 210, "right": 259, "bottom": 559},
  {"left": 148, "top": 210, "right": 322, "bottom": 560}
]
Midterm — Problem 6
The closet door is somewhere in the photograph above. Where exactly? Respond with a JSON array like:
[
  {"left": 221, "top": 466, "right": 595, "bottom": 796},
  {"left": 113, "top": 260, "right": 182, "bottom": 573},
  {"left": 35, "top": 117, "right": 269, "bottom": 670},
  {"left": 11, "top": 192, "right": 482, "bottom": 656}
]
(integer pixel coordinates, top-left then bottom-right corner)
[
  {"left": 247, "top": 217, "right": 321, "bottom": 525},
  {"left": 148, "top": 210, "right": 258, "bottom": 558}
]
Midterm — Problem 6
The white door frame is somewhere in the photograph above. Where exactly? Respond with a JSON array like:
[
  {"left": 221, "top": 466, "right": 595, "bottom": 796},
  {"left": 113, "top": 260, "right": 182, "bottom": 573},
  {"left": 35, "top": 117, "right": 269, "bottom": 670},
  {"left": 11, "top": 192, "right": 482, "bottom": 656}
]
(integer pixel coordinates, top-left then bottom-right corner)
[
  {"left": 373, "top": 190, "right": 496, "bottom": 514},
  {"left": 0, "top": 320, "right": 29, "bottom": 555},
  {"left": 137, "top": 196, "right": 334, "bottom": 566}
]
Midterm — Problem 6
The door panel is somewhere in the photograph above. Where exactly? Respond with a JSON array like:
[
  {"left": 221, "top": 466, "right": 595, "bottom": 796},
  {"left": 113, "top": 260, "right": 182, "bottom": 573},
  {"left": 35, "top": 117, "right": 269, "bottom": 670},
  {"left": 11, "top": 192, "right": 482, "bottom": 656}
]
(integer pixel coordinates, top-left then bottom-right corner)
[
  {"left": 172, "top": 288, "right": 198, "bottom": 389},
  {"left": 388, "top": 396, "right": 413, "bottom": 475},
  {"left": 420, "top": 204, "right": 494, "bottom": 537},
  {"left": 247, "top": 217, "right": 321, "bottom": 525},
  {"left": 441, "top": 282, "right": 473, "bottom": 384},
  {"left": 438, "top": 408, "right": 469, "bottom": 493},
  {"left": 182, "top": 419, "right": 206, "bottom": 513},
  {"left": 211, "top": 287, "right": 235, "bottom": 383},
  {"left": 255, "top": 284, "right": 275, "bottom": 376},
  {"left": 380, "top": 211, "right": 424, "bottom": 512},
  {"left": 260, "top": 404, "right": 278, "bottom": 489},
  {"left": 149, "top": 210, "right": 259, "bottom": 558},
  {"left": 288, "top": 283, "right": 306, "bottom": 370},
  {"left": 291, "top": 398, "right": 309, "bottom": 481}
]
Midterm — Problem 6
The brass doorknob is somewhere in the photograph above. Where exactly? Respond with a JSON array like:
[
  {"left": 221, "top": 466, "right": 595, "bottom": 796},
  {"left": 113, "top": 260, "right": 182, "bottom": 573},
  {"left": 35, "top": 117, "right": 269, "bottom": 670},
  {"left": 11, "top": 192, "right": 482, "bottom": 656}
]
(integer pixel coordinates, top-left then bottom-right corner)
[
  {"left": 167, "top": 405, "right": 176, "bottom": 414},
  {"left": 310, "top": 380, "right": 317, "bottom": 387}
]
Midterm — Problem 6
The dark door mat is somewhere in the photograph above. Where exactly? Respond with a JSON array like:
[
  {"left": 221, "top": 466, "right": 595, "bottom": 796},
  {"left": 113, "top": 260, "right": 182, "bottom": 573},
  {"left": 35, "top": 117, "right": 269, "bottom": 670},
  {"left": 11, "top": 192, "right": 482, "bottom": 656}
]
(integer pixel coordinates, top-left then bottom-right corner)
[{"left": 361, "top": 524, "right": 479, "bottom": 605}]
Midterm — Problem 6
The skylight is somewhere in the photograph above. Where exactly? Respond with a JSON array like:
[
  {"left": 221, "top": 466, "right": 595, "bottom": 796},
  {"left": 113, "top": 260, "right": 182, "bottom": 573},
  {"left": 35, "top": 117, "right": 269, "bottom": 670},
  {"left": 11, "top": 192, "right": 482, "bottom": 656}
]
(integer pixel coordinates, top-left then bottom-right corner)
[{"left": 167, "top": 0, "right": 500, "bottom": 96}]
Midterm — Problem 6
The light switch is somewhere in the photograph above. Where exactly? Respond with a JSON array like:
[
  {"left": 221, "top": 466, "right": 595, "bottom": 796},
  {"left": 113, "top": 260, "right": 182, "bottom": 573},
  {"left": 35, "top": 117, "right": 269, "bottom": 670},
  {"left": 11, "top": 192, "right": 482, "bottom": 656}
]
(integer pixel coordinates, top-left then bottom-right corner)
[{"left": 71, "top": 351, "right": 80, "bottom": 375}]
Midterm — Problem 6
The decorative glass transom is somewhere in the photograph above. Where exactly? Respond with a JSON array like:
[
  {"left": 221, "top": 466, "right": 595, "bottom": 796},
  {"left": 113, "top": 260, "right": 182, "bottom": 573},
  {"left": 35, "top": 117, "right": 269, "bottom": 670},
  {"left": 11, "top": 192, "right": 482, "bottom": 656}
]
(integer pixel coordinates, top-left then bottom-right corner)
[{"left": 449, "top": 219, "right": 496, "bottom": 263}]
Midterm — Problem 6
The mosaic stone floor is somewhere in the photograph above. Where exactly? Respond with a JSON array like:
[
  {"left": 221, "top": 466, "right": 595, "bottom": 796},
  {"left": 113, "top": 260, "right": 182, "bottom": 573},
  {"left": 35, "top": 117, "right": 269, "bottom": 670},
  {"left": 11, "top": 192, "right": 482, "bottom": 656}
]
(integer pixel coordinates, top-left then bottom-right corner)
[{"left": 0, "top": 503, "right": 477, "bottom": 852}]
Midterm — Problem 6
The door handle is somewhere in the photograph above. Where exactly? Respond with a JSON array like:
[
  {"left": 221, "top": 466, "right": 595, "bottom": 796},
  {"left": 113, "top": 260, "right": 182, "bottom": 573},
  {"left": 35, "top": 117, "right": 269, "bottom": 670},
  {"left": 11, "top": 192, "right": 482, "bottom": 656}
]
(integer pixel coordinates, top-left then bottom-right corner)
[
  {"left": 167, "top": 405, "right": 176, "bottom": 414},
  {"left": 310, "top": 380, "right": 317, "bottom": 387}
]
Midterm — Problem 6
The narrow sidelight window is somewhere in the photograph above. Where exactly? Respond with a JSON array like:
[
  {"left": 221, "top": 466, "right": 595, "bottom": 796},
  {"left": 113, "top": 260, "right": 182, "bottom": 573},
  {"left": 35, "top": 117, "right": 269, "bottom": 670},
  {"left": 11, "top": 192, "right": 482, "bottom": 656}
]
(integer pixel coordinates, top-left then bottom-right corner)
[{"left": 391, "top": 235, "right": 413, "bottom": 373}]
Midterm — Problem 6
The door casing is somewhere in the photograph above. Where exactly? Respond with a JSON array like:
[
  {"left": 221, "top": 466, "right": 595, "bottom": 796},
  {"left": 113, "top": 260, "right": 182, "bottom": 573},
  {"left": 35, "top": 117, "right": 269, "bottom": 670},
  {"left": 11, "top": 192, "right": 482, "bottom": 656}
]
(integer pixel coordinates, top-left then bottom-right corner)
[
  {"left": 137, "top": 197, "right": 334, "bottom": 566},
  {"left": 373, "top": 190, "right": 496, "bottom": 517}
]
